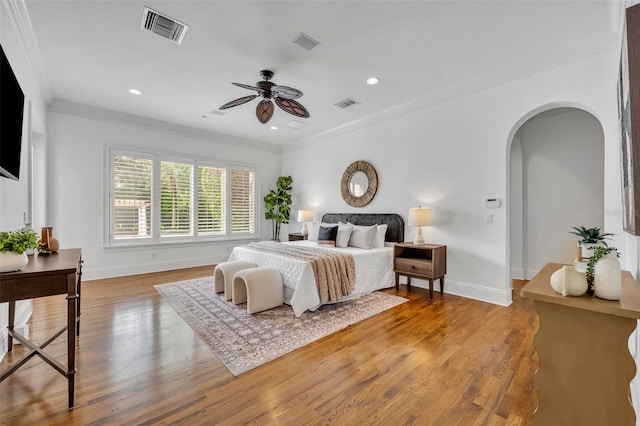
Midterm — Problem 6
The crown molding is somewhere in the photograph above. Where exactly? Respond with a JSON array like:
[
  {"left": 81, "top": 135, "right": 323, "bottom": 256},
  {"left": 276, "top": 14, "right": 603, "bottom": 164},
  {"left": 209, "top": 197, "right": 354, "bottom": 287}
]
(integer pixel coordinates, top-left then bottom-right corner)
[
  {"left": 48, "top": 99, "right": 281, "bottom": 154},
  {"left": 1, "top": 0, "right": 53, "bottom": 104}
]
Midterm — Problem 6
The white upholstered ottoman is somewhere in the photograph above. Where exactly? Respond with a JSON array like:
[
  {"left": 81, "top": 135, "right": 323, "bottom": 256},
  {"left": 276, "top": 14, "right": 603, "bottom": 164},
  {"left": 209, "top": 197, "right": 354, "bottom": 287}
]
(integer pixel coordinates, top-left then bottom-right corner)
[
  {"left": 213, "top": 261, "right": 256, "bottom": 301},
  {"left": 232, "top": 267, "right": 284, "bottom": 314}
]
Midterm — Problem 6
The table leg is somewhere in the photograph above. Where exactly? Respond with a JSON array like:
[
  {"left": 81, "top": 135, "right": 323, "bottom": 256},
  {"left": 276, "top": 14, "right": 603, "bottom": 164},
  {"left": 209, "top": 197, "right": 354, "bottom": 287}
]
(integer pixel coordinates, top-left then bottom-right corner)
[
  {"left": 428, "top": 279, "right": 434, "bottom": 298},
  {"left": 66, "top": 274, "right": 77, "bottom": 409},
  {"left": 440, "top": 276, "right": 445, "bottom": 294},
  {"left": 7, "top": 301, "right": 15, "bottom": 352},
  {"left": 395, "top": 272, "right": 400, "bottom": 290},
  {"left": 76, "top": 260, "right": 82, "bottom": 336}
]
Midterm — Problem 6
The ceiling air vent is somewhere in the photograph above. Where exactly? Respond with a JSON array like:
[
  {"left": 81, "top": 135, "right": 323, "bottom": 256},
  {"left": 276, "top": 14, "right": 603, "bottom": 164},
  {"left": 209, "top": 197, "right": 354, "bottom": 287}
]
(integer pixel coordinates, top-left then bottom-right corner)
[
  {"left": 335, "top": 98, "right": 359, "bottom": 109},
  {"left": 293, "top": 33, "right": 320, "bottom": 51},
  {"left": 140, "top": 7, "right": 188, "bottom": 44}
]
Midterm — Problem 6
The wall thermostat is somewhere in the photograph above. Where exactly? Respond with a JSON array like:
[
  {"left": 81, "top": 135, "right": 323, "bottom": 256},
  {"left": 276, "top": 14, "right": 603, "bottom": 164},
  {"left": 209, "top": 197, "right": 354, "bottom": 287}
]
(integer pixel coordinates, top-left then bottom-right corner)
[{"left": 484, "top": 198, "right": 501, "bottom": 208}]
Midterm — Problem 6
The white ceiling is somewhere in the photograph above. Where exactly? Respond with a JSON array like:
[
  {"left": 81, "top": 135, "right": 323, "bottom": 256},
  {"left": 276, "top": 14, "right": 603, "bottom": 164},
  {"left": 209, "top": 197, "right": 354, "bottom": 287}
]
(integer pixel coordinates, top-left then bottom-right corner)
[{"left": 23, "top": 1, "right": 621, "bottom": 147}]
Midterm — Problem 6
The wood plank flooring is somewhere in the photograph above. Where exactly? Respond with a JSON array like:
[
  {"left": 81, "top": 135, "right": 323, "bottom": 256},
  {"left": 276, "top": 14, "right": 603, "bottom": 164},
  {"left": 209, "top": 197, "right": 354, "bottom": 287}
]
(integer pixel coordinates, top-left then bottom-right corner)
[{"left": 0, "top": 268, "right": 537, "bottom": 425}]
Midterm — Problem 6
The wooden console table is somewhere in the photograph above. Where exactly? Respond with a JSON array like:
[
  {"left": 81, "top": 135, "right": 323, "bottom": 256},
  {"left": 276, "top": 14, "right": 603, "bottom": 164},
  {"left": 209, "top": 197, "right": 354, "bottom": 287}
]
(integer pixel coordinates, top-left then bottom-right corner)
[
  {"left": 0, "top": 248, "right": 82, "bottom": 409},
  {"left": 521, "top": 263, "right": 640, "bottom": 425}
]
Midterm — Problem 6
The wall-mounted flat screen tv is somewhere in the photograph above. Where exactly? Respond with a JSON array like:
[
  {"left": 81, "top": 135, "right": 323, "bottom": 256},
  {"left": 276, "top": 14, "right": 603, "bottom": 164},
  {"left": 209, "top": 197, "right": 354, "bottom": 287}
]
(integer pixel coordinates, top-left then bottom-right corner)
[{"left": 0, "top": 44, "right": 25, "bottom": 181}]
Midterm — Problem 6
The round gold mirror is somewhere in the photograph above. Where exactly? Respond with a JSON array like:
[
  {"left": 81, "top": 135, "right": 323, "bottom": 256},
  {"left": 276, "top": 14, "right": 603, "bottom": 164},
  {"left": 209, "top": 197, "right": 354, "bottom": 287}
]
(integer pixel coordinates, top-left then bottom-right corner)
[{"left": 341, "top": 161, "right": 378, "bottom": 207}]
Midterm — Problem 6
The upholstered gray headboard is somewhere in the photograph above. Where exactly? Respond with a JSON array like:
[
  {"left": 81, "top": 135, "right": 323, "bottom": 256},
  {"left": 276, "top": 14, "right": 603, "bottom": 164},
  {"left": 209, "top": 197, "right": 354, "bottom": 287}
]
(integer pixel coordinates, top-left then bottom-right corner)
[{"left": 321, "top": 213, "right": 405, "bottom": 243}]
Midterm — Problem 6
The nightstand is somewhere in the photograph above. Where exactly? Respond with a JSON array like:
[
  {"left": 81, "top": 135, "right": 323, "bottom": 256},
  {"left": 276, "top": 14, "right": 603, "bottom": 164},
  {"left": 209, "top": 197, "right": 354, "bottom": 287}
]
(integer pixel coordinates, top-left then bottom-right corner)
[
  {"left": 394, "top": 242, "right": 447, "bottom": 298},
  {"left": 288, "top": 233, "right": 306, "bottom": 241}
]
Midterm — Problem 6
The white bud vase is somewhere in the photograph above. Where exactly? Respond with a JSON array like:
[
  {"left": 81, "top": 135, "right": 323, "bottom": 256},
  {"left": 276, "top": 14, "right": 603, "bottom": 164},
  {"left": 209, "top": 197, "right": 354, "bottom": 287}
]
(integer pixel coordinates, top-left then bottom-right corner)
[
  {"left": 0, "top": 251, "right": 28, "bottom": 272},
  {"left": 593, "top": 254, "right": 622, "bottom": 300}
]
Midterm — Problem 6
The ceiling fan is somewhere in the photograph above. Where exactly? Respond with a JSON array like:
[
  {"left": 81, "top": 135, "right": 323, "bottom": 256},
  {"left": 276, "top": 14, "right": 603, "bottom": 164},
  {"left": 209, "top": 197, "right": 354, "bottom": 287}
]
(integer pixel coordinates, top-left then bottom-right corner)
[{"left": 219, "top": 70, "right": 310, "bottom": 124}]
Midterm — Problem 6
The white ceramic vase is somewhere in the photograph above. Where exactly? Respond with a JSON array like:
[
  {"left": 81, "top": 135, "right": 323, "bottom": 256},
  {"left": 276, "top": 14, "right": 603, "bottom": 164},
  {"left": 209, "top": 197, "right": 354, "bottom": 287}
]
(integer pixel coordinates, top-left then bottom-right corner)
[
  {"left": 550, "top": 265, "right": 588, "bottom": 296},
  {"left": 0, "top": 251, "right": 28, "bottom": 272},
  {"left": 593, "top": 254, "right": 622, "bottom": 300}
]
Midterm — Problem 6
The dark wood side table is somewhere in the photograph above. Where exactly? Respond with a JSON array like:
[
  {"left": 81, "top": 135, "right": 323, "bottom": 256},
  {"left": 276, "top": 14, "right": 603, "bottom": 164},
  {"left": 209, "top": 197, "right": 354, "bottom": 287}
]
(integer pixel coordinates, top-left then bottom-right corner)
[
  {"left": 393, "top": 243, "right": 447, "bottom": 297},
  {"left": 0, "top": 248, "right": 83, "bottom": 409},
  {"left": 288, "top": 233, "right": 306, "bottom": 241},
  {"left": 521, "top": 263, "right": 640, "bottom": 425}
]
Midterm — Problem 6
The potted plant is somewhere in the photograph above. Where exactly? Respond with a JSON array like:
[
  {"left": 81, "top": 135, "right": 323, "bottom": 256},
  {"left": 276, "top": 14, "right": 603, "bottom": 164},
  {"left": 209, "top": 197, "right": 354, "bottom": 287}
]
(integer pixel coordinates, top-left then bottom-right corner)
[
  {"left": 569, "top": 225, "right": 614, "bottom": 261},
  {"left": 0, "top": 228, "right": 39, "bottom": 272},
  {"left": 264, "top": 176, "right": 293, "bottom": 241},
  {"left": 585, "top": 246, "right": 620, "bottom": 297}
]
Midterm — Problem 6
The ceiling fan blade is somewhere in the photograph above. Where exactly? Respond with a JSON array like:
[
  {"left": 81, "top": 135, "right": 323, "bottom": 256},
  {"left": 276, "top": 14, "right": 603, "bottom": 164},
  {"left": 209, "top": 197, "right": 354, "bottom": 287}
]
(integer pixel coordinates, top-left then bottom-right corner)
[
  {"left": 256, "top": 99, "right": 274, "bottom": 123},
  {"left": 232, "top": 82, "right": 263, "bottom": 92},
  {"left": 219, "top": 95, "right": 258, "bottom": 110},
  {"left": 274, "top": 98, "right": 310, "bottom": 118},
  {"left": 271, "top": 85, "right": 303, "bottom": 100}
]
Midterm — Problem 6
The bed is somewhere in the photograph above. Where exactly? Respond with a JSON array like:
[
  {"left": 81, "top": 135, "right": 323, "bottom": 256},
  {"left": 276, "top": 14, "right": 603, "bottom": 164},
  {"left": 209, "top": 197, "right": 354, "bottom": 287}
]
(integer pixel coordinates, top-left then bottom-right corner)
[{"left": 228, "top": 213, "right": 404, "bottom": 316}]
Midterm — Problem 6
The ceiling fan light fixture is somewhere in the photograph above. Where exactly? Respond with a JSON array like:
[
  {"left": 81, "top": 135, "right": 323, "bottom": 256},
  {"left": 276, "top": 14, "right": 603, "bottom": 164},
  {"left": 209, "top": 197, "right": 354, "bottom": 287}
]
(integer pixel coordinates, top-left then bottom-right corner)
[{"left": 220, "top": 70, "right": 310, "bottom": 124}]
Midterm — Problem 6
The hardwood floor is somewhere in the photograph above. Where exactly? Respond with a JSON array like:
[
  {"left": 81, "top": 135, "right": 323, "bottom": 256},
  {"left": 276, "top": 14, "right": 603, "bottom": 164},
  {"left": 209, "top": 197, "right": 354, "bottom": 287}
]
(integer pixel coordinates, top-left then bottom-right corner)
[{"left": 0, "top": 269, "right": 537, "bottom": 425}]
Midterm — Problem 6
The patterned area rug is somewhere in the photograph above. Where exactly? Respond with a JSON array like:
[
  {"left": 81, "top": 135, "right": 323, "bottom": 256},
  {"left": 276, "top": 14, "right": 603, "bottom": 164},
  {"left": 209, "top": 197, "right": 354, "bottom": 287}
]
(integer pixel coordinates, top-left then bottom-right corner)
[{"left": 155, "top": 277, "right": 407, "bottom": 376}]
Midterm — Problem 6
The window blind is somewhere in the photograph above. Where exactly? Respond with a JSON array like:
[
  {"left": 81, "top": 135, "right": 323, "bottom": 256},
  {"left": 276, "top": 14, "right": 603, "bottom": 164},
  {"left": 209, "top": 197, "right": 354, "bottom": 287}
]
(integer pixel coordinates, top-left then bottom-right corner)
[
  {"left": 197, "top": 165, "right": 226, "bottom": 235},
  {"left": 113, "top": 155, "right": 153, "bottom": 239},
  {"left": 231, "top": 169, "right": 255, "bottom": 234},
  {"left": 160, "top": 161, "right": 193, "bottom": 236}
]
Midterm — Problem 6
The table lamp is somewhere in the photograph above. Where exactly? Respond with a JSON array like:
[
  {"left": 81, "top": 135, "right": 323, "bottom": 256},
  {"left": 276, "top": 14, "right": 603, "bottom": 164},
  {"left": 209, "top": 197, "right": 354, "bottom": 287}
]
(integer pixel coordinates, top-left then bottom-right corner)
[
  {"left": 408, "top": 207, "right": 431, "bottom": 245},
  {"left": 298, "top": 210, "right": 313, "bottom": 237}
]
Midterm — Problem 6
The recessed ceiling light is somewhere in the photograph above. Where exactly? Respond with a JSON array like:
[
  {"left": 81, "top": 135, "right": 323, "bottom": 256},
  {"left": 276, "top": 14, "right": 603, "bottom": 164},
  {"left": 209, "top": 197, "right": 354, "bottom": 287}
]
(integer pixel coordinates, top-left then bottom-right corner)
[
  {"left": 270, "top": 126, "right": 278, "bottom": 130},
  {"left": 128, "top": 89, "right": 142, "bottom": 95},
  {"left": 366, "top": 77, "right": 379, "bottom": 85}
]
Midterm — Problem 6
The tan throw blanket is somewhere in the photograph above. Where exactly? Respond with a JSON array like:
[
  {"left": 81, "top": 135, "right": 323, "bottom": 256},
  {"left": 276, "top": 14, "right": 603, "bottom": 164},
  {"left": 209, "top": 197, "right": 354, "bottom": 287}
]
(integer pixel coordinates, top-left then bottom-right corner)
[{"left": 245, "top": 241, "right": 355, "bottom": 303}]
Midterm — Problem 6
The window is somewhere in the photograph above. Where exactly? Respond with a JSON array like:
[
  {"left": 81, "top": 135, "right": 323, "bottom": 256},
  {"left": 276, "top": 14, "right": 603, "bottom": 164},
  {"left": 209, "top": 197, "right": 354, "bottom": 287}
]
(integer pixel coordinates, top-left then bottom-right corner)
[
  {"left": 231, "top": 169, "right": 255, "bottom": 234},
  {"left": 108, "top": 148, "right": 257, "bottom": 245}
]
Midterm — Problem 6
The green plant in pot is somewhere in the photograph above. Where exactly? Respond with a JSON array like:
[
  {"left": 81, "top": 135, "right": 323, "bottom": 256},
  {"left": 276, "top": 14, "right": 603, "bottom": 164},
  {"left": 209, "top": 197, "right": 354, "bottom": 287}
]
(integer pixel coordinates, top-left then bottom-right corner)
[
  {"left": 264, "top": 176, "right": 293, "bottom": 241},
  {"left": 0, "top": 228, "right": 40, "bottom": 272},
  {"left": 569, "top": 225, "right": 614, "bottom": 261}
]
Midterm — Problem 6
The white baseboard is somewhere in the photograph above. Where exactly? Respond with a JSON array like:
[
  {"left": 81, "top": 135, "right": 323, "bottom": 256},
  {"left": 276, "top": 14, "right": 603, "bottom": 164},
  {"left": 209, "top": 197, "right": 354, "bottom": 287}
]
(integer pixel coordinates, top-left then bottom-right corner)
[
  {"left": 406, "top": 277, "right": 512, "bottom": 306},
  {"left": 511, "top": 268, "right": 525, "bottom": 280},
  {"left": 0, "top": 301, "right": 33, "bottom": 362},
  {"left": 524, "top": 268, "right": 541, "bottom": 280},
  {"left": 82, "top": 254, "right": 229, "bottom": 281}
]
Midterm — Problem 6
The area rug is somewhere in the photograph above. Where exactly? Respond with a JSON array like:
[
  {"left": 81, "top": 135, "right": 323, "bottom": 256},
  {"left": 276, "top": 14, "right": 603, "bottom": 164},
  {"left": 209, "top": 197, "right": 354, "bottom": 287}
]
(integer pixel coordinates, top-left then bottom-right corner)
[{"left": 154, "top": 277, "right": 407, "bottom": 376}]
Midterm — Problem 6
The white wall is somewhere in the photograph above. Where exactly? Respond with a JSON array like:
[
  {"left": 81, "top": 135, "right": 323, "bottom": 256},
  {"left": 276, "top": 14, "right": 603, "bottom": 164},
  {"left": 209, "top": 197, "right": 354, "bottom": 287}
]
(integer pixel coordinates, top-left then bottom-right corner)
[
  {"left": 510, "top": 137, "right": 523, "bottom": 279},
  {"left": 518, "top": 109, "right": 604, "bottom": 279},
  {"left": 46, "top": 104, "right": 281, "bottom": 280},
  {"left": 0, "top": 0, "right": 51, "bottom": 360},
  {"left": 283, "top": 49, "right": 622, "bottom": 307}
]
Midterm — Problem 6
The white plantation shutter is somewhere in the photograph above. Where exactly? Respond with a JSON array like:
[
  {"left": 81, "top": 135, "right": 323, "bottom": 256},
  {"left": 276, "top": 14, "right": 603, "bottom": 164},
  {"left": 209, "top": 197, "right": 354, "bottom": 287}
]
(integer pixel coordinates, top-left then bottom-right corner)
[
  {"left": 113, "top": 155, "right": 153, "bottom": 239},
  {"left": 197, "top": 165, "right": 226, "bottom": 235},
  {"left": 160, "top": 161, "right": 193, "bottom": 236},
  {"left": 109, "top": 147, "right": 257, "bottom": 245},
  {"left": 231, "top": 169, "right": 255, "bottom": 234}
]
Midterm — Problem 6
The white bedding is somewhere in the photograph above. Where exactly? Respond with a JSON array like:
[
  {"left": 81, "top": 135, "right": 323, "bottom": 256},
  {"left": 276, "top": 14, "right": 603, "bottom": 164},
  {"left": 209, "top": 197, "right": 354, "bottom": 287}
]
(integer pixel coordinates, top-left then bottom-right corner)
[{"left": 228, "top": 240, "right": 394, "bottom": 316}]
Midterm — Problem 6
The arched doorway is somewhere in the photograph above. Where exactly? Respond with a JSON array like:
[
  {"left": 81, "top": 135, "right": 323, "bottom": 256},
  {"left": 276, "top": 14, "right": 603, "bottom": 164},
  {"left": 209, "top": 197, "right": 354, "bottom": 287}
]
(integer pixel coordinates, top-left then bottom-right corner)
[{"left": 508, "top": 106, "right": 605, "bottom": 281}]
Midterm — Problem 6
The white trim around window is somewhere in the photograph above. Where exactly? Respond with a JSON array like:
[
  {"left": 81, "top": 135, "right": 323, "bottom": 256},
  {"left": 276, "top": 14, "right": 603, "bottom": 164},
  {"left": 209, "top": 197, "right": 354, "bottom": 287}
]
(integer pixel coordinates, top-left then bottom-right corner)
[{"left": 105, "top": 145, "right": 259, "bottom": 247}]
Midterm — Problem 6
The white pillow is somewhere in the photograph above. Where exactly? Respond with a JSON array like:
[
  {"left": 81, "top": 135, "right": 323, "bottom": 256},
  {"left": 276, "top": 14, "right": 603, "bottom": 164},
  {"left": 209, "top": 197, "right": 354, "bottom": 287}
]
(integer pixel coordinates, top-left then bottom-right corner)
[
  {"left": 336, "top": 223, "right": 353, "bottom": 248},
  {"left": 347, "top": 224, "right": 378, "bottom": 249},
  {"left": 308, "top": 222, "right": 337, "bottom": 242},
  {"left": 374, "top": 224, "right": 388, "bottom": 248}
]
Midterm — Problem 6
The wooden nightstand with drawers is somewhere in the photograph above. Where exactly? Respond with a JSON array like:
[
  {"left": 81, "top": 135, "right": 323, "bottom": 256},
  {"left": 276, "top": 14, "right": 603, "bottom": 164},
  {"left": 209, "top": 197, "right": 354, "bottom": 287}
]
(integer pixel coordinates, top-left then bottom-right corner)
[
  {"left": 393, "top": 243, "right": 447, "bottom": 298},
  {"left": 288, "top": 233, "right": 306, "bottom": 241}
]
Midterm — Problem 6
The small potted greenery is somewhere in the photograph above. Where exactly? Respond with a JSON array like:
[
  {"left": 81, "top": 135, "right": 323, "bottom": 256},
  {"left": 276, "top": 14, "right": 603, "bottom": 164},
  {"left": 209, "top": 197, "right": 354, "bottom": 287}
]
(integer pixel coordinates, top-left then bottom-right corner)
[
  {"left": 264, "top": 176, "right": 293, "bottom": 241},
  {"left": 569, "top": 225, "right": 614, "bottom": 261},
  {"left": 585, "top": 246, "right": 619, "bottom": 296},
  {"left": 0, "top": 228, "right": 40, "bottom": 272}
]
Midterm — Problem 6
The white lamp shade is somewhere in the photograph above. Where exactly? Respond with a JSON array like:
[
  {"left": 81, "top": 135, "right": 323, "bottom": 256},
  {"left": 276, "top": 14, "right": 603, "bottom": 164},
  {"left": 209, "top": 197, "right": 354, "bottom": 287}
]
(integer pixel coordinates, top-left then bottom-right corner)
[
  {"left": 408, "top": 207, "right": 432, "bottom": 227},
  {"left": 297, "top": 210, "right": 313, "bottom": 222}
]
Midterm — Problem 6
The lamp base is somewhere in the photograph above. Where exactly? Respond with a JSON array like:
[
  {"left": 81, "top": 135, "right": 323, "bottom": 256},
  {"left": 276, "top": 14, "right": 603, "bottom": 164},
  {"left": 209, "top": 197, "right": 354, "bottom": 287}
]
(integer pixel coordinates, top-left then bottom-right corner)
[
  {"left": 301, "top": 222, "right": 308, "bottom": 237},
  {"left": 413, "top": 227, "right": 424, "bottom": 245}
]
